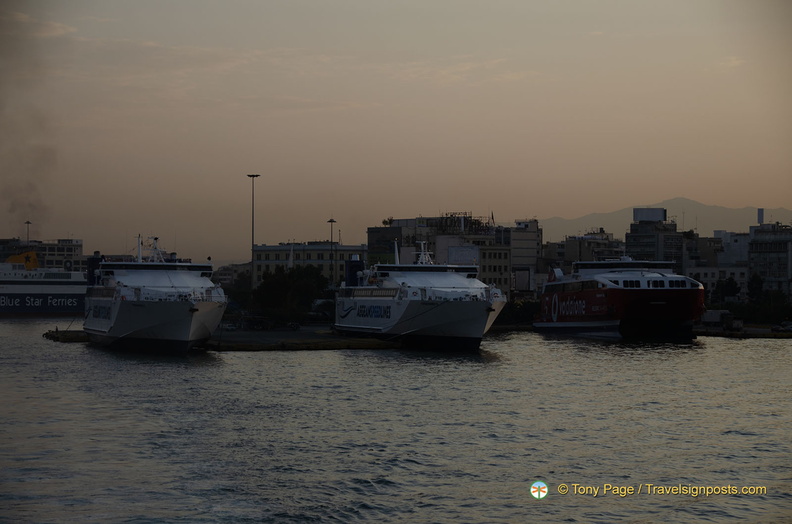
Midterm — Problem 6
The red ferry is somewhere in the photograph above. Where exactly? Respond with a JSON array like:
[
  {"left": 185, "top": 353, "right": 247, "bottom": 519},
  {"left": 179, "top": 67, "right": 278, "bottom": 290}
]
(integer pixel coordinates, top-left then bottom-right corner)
[{"left": 534, "top": 259, "right": 705, "bottom": 340}]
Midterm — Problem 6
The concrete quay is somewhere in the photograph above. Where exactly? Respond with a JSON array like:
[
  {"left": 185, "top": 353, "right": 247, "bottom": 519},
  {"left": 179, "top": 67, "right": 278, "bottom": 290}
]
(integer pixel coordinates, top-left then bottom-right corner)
[
  {"left": 42, "top": 323, "right": 400, "bottom": 351},
  {"left": 203, "top": 323, "right": 400, "bottom": 351}
]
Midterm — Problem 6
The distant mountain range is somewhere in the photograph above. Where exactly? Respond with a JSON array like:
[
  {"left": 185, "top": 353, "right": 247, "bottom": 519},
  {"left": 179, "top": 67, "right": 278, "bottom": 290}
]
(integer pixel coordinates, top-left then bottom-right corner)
[{"left": 538, "top": 198, "right": 792, "bottom": 242}]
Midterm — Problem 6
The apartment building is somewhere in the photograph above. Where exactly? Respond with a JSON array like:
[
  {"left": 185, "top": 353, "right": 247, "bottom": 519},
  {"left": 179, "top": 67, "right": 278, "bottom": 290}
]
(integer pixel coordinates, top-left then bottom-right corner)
[
  {"left": 749, "top": 222, "right": 792, "bottom": 297},
  {"left": 366, "top": 213, "right": 542, "bottom": 298},
  {"left": 252, "top": 241, "right": 367, "bottom": 288}
]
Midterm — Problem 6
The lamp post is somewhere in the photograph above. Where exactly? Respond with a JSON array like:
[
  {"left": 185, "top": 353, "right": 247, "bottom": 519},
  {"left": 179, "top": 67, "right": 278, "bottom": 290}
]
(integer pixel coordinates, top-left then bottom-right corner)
[
  {"left": 247, "top": 174, "right": 260, "bottom": 296},
  {"left": 327, "top": 218, "right": 336, "bottom": 288}
]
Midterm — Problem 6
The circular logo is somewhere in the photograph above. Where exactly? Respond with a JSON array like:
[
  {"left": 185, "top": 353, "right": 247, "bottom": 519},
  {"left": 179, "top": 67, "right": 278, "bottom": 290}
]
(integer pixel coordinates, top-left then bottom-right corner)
[
  {"left": 531, "top": 481, "right": 548, "bottom": 500},
  {"left": 551, "top": 294, "right": 559, "bottom": 322}
]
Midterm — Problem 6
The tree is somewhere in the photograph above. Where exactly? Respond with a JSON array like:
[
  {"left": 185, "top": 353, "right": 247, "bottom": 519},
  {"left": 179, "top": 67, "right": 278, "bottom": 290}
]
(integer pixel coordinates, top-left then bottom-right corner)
[
  {"left": 747, "top": 273, "right": 764, "bottom": 304},
  {"left": 224, "top": 270, "right": 254, "bottom": 309},
  {"left": 711, "top": 277, "right": 741, "bottom": 304},
  {"left": 251, "top": 265, "right": 330, "bottom": 321}
]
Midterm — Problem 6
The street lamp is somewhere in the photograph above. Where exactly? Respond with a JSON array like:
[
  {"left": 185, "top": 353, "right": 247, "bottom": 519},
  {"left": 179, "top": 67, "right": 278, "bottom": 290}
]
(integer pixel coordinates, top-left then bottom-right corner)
[
  {"left": 247, "top": 174, "right": 260, "bottom": 295},
  {"left": 327, "top": 218, "right": 336, "bottom": 287}
]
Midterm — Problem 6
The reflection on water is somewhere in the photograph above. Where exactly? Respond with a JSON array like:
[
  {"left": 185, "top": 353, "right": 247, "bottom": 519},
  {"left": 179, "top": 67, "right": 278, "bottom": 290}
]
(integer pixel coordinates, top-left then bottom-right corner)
[{"left": 1, "top": 319, "right": 790, "bottom": 523}]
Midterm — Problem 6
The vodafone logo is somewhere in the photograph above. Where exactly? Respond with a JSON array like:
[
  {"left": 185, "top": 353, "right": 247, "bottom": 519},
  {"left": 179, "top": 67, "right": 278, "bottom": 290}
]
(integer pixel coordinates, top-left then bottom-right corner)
[
  {"left": 551, "top": 294, "right": 559, "bottom": 322},
  {"left": 551, "top": 293, "right": 586, "bottom": 321}
]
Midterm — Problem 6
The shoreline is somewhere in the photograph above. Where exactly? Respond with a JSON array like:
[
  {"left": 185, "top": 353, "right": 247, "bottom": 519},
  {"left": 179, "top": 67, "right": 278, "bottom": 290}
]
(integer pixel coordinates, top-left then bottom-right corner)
[{"left": 41, "top": 322, "right": 791, "bottom": 351}]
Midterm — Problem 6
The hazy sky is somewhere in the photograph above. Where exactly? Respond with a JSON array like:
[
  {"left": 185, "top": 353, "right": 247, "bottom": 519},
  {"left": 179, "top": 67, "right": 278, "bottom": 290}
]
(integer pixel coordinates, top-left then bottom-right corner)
[{"left": 2, "top": 0, "right": 791, "bottom": 265}]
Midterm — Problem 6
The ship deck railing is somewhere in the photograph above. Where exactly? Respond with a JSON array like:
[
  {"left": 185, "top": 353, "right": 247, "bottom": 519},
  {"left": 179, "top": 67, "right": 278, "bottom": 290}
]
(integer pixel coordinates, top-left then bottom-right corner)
[
  {"left": 338, "top": 286, "right": 497, "bottom": 302},
  {"left": 89, "top": 285, "right": 226, "bottom": 303}
]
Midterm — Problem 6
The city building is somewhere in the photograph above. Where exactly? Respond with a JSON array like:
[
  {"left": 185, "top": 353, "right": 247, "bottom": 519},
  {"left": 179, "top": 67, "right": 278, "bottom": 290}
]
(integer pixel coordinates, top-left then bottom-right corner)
[
  {"left": 544, "top": 229, "right": 625, "bottom": 267},
  {"left": 366, "top": 213, "right": 542, "bottom": 299},
  {"left": 0, "top": 237, "right": 87, "bottom": 271},
  {"left": 212, "top": 263, "right": 249, "bottom": 288},
  {"left": 748, "top": 221, "right": 792, "bottom": 297},
  {"left": 252, "top": 241, "right": 367, "bottom": 288},
  {"left": 625, "top": 208, "right": 684, "bottom": 273}
]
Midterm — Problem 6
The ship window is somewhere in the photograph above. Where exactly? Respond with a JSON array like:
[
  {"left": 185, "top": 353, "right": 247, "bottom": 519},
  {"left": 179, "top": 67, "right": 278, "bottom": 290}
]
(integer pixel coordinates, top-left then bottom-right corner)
[{"left": 609, "top": 279, "right": 619, "bottom": 285}]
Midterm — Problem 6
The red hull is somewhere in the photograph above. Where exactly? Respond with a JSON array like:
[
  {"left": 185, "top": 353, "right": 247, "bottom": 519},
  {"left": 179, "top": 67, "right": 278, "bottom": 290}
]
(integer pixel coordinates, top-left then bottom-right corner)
[{"left": 535, "top": 287, "right": 705, "bottom": 339}]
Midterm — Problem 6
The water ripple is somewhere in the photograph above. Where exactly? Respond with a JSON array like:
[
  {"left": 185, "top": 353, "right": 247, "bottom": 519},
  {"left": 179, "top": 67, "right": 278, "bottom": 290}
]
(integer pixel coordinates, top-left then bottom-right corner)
[{"left": 1, "top": 321, "right": 791, "bottom": 522}]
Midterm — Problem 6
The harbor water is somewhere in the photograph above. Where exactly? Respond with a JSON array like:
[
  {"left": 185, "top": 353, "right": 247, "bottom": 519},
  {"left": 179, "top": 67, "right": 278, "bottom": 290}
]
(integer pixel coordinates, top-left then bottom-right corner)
[{"left": 1, "top": 319, "right": 790, "bottom": 523}]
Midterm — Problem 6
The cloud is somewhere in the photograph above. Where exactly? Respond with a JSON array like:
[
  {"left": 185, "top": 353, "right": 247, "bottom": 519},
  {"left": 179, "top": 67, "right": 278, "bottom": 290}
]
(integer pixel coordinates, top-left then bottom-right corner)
[
  {"left": 384, "top": 57, "right": 538, "bottom": 86},
  {"left": 718, "top": 56, "right": 746, "bottom": 69},
  {"left": 0, "top": 10, "right": 76, "bottom": 38},
  {"left": 272, "top": 95, "right": 380, "bottom": 115}
]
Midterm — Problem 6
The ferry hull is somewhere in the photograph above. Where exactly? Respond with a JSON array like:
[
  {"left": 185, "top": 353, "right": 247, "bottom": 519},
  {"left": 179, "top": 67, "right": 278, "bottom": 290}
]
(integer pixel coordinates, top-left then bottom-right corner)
[
  {"left": 84, "top": 299, "right": 226, "bottom": 354},
  {"left": 534, "top": 288, "right": 704, "bottom": 340},
  {"left": 0, "top": 291, "right": 85, "bottom": 316},
  {"left": 335, "top": 297, "right": 504, "bottom": 350},
  {"left": 1, "top": 255, "right": 87, "bottom": 317}
]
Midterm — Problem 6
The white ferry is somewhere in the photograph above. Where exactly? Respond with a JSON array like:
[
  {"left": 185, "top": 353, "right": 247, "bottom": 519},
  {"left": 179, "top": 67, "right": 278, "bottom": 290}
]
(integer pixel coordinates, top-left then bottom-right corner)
[
  {"left": 335, "top": 243, "right": 506, "bottom": 350},
  {"left": 0, "top": 252, "right": 86, "bottom": 316},
  {"left": 83, "top": 236, "right": 226, "bottom": 354},
  {"left": 534, "top": 258, "right": 705, "bottom": 340}
]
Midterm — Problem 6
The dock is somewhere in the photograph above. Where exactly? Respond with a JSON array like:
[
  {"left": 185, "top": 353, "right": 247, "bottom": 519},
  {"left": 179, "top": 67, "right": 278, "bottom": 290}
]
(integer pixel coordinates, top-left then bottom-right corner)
[
  {"left": 43, "top": 324, "right": 401, "bottom": 351},
  {"left": 42, "top": 323, "right": 791, "bottom": 349}
]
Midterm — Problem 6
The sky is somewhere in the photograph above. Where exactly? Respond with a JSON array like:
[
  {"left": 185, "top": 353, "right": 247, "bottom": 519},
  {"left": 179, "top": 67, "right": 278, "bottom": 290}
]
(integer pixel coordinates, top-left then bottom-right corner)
[{"left": 2, "top": 0, "right": 791, "bottom": 266}]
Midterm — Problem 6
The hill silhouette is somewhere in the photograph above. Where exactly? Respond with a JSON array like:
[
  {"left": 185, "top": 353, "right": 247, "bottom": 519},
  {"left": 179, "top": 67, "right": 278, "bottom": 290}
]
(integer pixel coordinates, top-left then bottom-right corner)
[{"left": 539, "top": 198, "right": 792, "bottom": 242}]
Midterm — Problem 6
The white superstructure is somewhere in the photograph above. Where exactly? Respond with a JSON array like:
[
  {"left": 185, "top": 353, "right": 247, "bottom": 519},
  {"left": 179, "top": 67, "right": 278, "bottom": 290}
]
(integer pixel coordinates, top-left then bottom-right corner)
[
  {"left": 335, "top": 243, "right": 506, "bottom": 350},
  {"left": 83, "top": 236, "right": 226, "bottom": 354}
]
